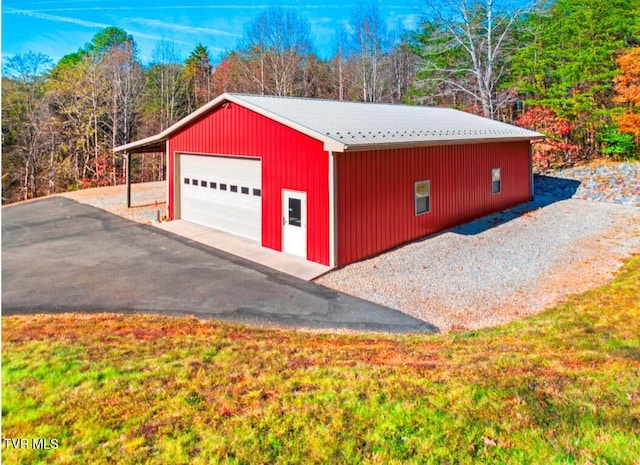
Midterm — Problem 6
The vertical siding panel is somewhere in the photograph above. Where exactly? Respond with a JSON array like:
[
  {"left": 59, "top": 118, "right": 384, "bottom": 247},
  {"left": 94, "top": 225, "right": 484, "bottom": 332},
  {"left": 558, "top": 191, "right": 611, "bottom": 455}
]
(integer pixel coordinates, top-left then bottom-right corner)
[
  {"left": 362, "top": 153, "right": 368, "bottom": 259},
  {"left": 380, "top": 151, "right": 395, "bottom": 254},
  {"left": 348, "top": 153, "right": 354, "bottom": 261},
  {"left": 354, "top": 153, "right": 362, "bottom": 260},
  {"left": 359, "top": 154, "right": 375, "bottom": 253},
  {"left": 340, "top": 155, "right": 348, "bottom": 264},
  {"left": 371, "top": 152, "right": 378, "bottom": 254},
  {"left": 410, "top": 148, "right": 416, "bottom": 239},
  {"left": 373, "top": 152, "right": 380, "bottom": 255},
  {"left": 359, "top": 154, "right": 367, "bottom": 260},
  {"left": 360, "top": 154, "right": 375, "bottom": 260},
  {"left": 344, "top": 155, "right": 351, "bottom": 263},
  {"left": 396, "top": 150, "right": 403, "bottom": 248}
]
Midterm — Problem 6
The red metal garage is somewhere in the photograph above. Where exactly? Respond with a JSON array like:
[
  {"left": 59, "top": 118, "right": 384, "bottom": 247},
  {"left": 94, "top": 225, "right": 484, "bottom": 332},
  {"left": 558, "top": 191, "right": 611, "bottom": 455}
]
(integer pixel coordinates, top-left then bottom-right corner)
[{"left": 114, "top": 93, "right": 542, "bottom": 268}]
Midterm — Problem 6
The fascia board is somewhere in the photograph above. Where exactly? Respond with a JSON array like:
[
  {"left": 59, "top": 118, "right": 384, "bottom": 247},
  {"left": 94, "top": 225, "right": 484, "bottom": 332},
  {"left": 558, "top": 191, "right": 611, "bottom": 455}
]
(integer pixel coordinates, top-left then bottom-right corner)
[{"left": 339, "top": 135, "right": 546, "bottom": 152}]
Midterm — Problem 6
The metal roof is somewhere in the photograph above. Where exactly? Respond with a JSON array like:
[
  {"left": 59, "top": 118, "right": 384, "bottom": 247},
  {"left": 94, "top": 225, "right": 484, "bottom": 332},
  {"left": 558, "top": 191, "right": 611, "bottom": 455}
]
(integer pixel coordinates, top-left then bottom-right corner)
[{"left": 114, "top": 93, "right": 544, "bottom": 154}]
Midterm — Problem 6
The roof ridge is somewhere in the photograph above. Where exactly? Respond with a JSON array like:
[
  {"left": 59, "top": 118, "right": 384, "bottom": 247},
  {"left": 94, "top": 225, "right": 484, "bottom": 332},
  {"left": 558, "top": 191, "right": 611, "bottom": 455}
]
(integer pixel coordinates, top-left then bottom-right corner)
[{"left": 228, "top": 92, "right": 446, "bottom": 111}]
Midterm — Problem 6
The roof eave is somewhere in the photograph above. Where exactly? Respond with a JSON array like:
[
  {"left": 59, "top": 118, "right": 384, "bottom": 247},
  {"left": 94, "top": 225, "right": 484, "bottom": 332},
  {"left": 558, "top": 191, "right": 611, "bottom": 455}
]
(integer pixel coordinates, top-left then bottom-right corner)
[
  {"left": 338, "top": 135, "right": 545, "bottom": 152},
  {"left": 113, "top": 134, "right": 166, "bottom": 154}
]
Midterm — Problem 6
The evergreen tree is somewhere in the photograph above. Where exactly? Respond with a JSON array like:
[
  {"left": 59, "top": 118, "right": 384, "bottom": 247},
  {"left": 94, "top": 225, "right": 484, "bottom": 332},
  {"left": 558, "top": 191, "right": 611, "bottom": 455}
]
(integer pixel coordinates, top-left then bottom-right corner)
[{"left": 510, "top": 0, "right": 640, "bottom": 158}]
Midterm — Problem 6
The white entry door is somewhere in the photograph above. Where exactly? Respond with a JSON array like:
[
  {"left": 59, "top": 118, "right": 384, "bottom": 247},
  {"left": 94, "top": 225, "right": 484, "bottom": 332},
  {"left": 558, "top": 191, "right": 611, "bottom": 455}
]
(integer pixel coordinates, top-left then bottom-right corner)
[{"left": 282, "top": 190, "right": 307, "bottom": 259}]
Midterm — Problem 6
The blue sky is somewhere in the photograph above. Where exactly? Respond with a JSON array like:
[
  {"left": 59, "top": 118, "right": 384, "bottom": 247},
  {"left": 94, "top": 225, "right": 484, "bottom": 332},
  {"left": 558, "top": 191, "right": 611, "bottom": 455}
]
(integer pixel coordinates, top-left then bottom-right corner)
[{"left": 2, "top": 1, "right": 422, "bottom": 66}]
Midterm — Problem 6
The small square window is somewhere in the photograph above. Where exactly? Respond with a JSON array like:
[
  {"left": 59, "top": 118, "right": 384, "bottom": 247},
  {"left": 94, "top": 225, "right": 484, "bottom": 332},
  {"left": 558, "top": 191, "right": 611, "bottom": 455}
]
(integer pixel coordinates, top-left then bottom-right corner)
[
  {"left": 492, "top": 168, "right": 501, "bottom": 194},
  {"left": 210, "top": 182, "right": 217, "bottom": 189},
  {"left": 200, "top": 180, "right": 207, "bottom": 187},
  {"left": 192, "top": 179, "right": 199, "bottom": 185},
  {"left": 253, "top": 188, "right": 261, "bottom": 197},
  {"left": 415, "top": 180, "right": 431, "bottom": 215},
  {"left": 184, "top": 178, "right": 190, "bottom": 184},
  {"left": 220, "top": 184, "right": 227, "bottom": 191},
  {"left": 230, "top": 185, "right": 238, "bottom": 193},
  {"left": 241, "top": 187, "right": 249, "bottom": 194}
]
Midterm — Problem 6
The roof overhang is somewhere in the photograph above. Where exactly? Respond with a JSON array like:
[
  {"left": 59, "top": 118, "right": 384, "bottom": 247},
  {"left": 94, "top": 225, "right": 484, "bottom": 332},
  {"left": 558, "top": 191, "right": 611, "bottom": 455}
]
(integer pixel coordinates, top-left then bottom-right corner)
[
  {"left": 114, "top": 135, "right": 167, "bottom": 154},
  {"left": 337, "top": 135, "right": 546, "bottom": 152}
]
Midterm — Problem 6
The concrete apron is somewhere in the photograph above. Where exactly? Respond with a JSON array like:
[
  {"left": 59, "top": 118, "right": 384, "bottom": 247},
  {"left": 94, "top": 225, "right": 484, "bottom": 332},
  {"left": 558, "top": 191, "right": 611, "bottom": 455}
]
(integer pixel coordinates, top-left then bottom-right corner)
[{"left": 154, "top": 220, "right": 332, "bottom": 281}]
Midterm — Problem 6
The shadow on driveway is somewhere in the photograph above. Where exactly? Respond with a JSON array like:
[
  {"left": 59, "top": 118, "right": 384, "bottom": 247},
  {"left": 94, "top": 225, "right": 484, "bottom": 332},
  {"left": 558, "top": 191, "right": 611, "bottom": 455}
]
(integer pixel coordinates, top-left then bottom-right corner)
[{"left": 2, "top": 197, "right": 438, "bottom": 334}]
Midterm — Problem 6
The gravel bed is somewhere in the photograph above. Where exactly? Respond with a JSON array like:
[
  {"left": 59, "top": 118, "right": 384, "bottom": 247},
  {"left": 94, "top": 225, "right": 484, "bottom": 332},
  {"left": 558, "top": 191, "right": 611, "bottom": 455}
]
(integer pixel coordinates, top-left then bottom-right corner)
[
  {"left": 536, "top": 161, "right": 640, "bottom": 206},
  {"left": 317, "top": 197, "right": 640, "bottom": 332},
  {"left": 59, "top": 181, "right": 166, "bottom": 224}
]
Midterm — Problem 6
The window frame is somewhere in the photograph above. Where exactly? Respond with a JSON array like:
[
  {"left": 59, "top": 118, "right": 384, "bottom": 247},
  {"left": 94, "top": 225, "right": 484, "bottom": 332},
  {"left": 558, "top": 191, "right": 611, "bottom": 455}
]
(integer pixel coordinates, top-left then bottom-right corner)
[
  {"left": 414, "top": 180, "right": 431, "bottom": 216},
  {"left": 492, "top": 168, "right": 502, "bottom": 195}
]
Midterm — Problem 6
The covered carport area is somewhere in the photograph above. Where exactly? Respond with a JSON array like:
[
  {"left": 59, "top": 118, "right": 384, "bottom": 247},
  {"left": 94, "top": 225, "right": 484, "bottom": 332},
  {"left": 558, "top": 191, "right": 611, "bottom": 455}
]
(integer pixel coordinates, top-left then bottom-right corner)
[{"left": 114, "top": 134, "right": 167, "bottom": 208}]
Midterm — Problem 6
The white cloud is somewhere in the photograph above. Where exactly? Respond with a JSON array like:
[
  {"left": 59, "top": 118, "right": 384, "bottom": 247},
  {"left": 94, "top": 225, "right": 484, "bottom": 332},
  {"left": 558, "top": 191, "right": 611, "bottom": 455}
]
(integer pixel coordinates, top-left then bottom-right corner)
[
  {"left": 400, "top": 14, "right": 420, "bottom": 31},
  {"left": 5, "top": 7, "right": 172, "bottom": 43},
  {"left": 5, "top": 7, "right": 112, "bottom": 29},
  {"left": 123, "top": 17, "right": 241, "bottom": 38}
]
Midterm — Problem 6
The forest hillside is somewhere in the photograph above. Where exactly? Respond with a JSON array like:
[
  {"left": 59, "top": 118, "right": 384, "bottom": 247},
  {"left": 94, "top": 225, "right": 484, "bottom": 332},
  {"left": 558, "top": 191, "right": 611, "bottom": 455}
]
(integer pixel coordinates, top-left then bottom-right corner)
[{"left": 2, "top": 0, "right": 639, "bottom": 204}]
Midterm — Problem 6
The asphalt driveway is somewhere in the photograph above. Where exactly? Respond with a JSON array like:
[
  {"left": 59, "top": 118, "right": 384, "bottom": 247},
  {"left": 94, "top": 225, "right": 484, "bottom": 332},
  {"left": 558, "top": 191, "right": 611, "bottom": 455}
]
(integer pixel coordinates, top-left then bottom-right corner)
[{"left": 2, "top": 197, "right": 436, "bottom": 333}]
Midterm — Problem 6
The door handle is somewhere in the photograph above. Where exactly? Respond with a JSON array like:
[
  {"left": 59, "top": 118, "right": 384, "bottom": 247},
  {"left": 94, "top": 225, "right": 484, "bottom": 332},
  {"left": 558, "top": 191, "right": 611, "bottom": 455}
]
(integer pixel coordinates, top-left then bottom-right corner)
[{"left": 283, "top": 217, "right": 287, "bottom": 225}]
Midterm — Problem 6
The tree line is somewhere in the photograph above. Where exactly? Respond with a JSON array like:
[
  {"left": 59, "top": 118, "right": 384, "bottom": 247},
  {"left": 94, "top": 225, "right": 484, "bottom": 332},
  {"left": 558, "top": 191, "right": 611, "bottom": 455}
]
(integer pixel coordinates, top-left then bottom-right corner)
[{"left": 2, "top": 0, "right": 639, "bottom": 204}]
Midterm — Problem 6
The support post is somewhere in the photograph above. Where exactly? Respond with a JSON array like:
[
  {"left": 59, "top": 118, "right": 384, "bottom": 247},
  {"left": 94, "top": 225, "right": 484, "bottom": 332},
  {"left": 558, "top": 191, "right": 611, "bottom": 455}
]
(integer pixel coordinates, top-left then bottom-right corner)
[
  {"left": 125, "top": 152, "right": 132, "bottom": 208},
  {"left": 328, "top": 151, "right": 337, "bottom": 268}
]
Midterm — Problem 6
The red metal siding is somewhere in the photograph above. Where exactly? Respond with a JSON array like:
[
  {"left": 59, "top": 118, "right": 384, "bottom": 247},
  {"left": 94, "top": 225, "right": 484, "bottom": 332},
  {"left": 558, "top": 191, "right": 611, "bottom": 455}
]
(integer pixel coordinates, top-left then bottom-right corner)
[
  {"left": 336, "top": 141, "right": 532, "bottom": 265},
  {"left": 167, "top": 103, "right": 330, "bottom": 265}
]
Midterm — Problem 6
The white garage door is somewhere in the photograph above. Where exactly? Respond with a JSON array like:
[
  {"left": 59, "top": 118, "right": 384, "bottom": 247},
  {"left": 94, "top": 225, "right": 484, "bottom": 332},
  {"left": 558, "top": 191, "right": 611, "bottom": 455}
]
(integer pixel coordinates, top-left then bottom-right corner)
[{"left": 180, "top": 154, "right": 262, "bottom": 241}]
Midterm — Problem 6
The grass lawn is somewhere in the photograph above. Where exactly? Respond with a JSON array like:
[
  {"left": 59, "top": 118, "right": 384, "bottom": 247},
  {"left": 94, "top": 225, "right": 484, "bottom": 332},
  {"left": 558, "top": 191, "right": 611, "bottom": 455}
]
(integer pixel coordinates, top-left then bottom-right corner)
[{"left": 3, "top": 256, "right": 640, "bottom": 464}]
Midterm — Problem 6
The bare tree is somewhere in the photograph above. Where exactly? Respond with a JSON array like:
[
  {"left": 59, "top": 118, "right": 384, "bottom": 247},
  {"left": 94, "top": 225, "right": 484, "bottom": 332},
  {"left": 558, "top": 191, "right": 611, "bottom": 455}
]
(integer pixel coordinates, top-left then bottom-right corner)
[
  {"left": 347, "top": 3, "right": 391, "bottom": 102},
  {"left": 2, "top": 52, "right": 54, "bottom": 201},
  {"left": 298, "top": 54, "right": 334, "bottom": 98},
  {"left": 147, "top": 40, "right": 188, "bottom": 131},
  {"left": 45, "top": 29, "right": 145, "bottom": 188},
  {"left": 415, "top": 0, "right": 527, "bottom": 118},
  {"left": 385, "top": 41, "right": 418, "bottom": 103},
  {"left": 103, "top": 42, "right": 144, "bottom": 146},
  {"left": 48, "top": 55, "right": 107, "bottom": 182},
  {"left": 238, "top": 7, "right": 313, "bottom": 96},
  {"left": 102, "top": 41, "right": 145, "bottom": 184},
  {"left": 136, "top": 40, "right": 188, "bottom": 182},
  {"left": 330, "top": 27, "right": 351, "bottom": 100}
]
